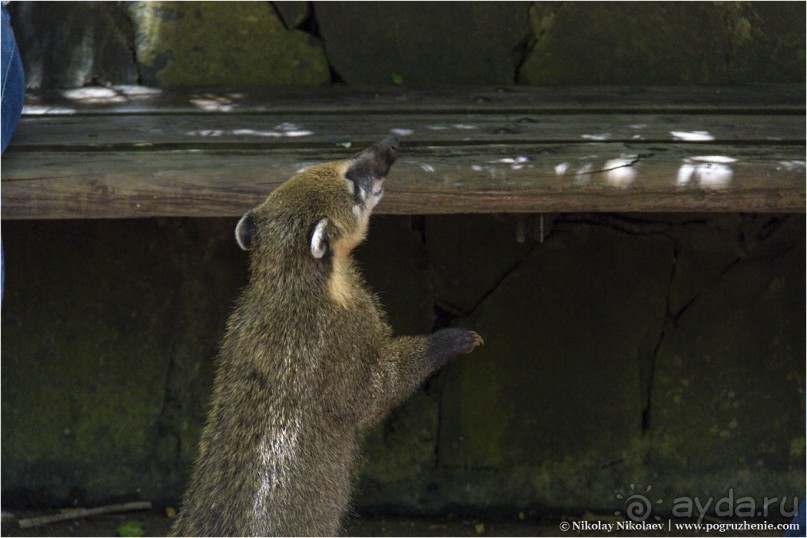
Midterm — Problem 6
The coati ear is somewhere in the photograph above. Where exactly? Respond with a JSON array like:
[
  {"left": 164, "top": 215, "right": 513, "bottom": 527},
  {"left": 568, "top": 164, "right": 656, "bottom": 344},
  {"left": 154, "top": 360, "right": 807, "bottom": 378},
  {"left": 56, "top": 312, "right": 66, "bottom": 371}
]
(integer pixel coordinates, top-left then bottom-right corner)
[
  {"left": 310, "top": 218, "right": 330, "bottom": 259},
  {"left": 235, "top": 211, "right": 256, "bottom": 251}
]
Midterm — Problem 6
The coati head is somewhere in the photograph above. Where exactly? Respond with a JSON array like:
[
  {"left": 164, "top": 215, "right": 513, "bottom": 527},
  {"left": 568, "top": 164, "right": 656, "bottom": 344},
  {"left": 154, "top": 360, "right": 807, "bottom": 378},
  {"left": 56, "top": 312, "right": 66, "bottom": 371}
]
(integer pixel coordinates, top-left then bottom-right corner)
[{"left": 234, "top": 137, "right": 399, "bottom": 299}]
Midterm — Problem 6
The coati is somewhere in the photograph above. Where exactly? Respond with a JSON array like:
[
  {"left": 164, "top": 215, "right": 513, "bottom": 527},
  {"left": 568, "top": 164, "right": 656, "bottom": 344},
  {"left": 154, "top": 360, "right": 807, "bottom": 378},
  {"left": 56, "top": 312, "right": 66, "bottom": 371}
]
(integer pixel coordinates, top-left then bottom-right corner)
[{"left": 171, "top": 137, "right": 483, "bottom": 537}]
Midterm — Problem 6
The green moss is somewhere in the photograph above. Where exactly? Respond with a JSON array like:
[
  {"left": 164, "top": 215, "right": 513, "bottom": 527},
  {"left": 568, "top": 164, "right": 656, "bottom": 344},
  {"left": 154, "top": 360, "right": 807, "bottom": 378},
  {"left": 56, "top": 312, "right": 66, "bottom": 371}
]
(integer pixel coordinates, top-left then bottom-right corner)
[
  {"left": 1, "top": 219, "right": 247, "bottom": 505},
  {"left": 650, "top": 224, "right": 805, "bottom": 473},
  {"left": 1, "top": 221, "right": 175, "bottom": 502},
  {"left": 723, "top": 2, "right": 806, "bottom": 82},
  {"left": 128, "top": 1, "right": 329, "bottom": 87},
  {"left": 520, "top": 3, "right": 730, "bottom": 84},
  {"left": 360, "top": 391, "right": 439, "bottom": 483},
  {"left": 116, "top": 521, "right": 145, "bottom": 537},
  {"left": 520, "top": 2, "right": 804, "bottom": 84}
]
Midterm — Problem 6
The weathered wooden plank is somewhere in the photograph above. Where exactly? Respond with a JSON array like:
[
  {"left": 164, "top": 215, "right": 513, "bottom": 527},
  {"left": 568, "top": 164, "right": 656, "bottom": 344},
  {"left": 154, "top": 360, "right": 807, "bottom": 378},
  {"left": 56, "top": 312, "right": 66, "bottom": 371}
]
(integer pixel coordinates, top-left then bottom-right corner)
[
  {"left": 8, "top": 85, "right": 803, "bottom": 218},
  {"left": 21, "top": 84, "right": 805, "bottom": 116},
  {"left": 9, "top": 112, "right": 804, "bottom": 149},
  {"left": 2, "top": 144, "right": 803, "bottom": 218}
]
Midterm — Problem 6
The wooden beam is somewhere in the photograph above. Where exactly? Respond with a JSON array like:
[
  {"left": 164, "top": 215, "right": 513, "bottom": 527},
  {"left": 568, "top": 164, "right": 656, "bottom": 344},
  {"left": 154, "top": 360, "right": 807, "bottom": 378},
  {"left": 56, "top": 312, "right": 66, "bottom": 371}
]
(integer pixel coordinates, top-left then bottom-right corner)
[
  {"left": 10, "top": 113, "right": 804, "bottom": 148},
  {"left": 5, "top": 85, "right": 803, "bottom": 218},
  {"left": 2, "top": 144, "right": 803, "bottom": 218}
]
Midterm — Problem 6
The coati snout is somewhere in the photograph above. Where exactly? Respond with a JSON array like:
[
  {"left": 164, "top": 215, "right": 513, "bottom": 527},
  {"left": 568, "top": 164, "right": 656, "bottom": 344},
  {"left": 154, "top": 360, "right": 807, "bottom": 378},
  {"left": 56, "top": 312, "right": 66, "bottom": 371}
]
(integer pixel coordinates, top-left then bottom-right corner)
[
  {"left": 346, "top": 135, "right": 399, "bottom": 207},
  {"left": 172, "top": 138, "right": 483, "bottom": 537}
]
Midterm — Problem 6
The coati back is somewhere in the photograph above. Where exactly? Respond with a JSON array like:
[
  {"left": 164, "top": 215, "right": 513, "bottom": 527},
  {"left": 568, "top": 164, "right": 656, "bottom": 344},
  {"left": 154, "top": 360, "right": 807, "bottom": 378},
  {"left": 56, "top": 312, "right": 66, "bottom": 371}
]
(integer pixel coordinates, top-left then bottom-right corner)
[{"left": 171, "top": 137, "right": 483, "bottom": 537}]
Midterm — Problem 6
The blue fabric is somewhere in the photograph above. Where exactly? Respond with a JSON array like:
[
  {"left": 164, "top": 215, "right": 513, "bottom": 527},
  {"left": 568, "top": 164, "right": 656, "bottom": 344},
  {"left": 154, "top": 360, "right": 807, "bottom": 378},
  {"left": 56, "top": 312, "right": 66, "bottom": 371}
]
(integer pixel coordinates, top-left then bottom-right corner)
[
  {"left": 786, "top": 497, "right": 806, "bottom": 537},
  {"left": 2, "top": 3, "right": 24, "bottom": 153},
  {"left": 2, "top": 3, "right": 24, "bottom": 305}
]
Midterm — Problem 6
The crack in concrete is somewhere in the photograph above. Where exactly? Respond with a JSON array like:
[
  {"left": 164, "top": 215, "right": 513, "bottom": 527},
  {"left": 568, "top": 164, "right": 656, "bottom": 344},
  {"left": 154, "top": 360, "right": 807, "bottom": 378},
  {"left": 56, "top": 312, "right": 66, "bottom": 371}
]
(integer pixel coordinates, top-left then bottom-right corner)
[
  {"left": 462, "top": 243, "right": 540, "bottom": 319},
  {"left": 156, "top": 338, "right": 183, "bottom": 463},
  {"left": 423, "top": 213, "right": 770, "bottom": 447},
  {"left": 419, "top": 216, "right": 453, "bottom": 469},
  {"left": 641, "top": 239, "right": 678, "bottom": 434},
  {"left": 458, "top": 213, "right": 677, "bottom": 436},
  {"left": 670, "top": 255, "right": 742, "bottom": 323},
  {"left": 554, "top": 214, "right": 676, "bottom": 243},
  {"left": 559, "top": 215, "right": 679, "bottom": 435}
]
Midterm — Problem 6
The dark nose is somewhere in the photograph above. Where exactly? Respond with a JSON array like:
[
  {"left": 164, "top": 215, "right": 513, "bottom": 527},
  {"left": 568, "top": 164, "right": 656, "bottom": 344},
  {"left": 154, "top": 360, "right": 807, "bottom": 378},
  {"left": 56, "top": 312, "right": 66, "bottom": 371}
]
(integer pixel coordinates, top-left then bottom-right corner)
[
  {"left": 379, "top": 135, "right": 400, "bottom": 153},
  {"left": 348, "top": 136, "right": 400, "bottom": 181}
]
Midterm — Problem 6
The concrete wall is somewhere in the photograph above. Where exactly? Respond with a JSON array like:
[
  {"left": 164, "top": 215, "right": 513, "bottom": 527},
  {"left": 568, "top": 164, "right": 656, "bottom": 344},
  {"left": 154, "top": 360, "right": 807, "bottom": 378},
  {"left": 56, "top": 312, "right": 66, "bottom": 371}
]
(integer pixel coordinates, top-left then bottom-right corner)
[{"left": 2, "top": 214, "right": 804, "bottom": 519}]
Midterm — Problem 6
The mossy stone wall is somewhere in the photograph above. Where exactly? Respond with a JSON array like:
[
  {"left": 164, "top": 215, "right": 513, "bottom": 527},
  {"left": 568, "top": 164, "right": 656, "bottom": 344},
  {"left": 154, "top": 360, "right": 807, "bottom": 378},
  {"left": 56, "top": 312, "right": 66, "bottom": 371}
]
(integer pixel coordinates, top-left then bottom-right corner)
[
  {"left": 127, "top": 2, "right": 329, "bottom": 87},
  {"left": 8, "top": 1, "right": 805, "bottom": 88},
  {"left": 519, "top": 2, "right": 806, "bottom": 84}
]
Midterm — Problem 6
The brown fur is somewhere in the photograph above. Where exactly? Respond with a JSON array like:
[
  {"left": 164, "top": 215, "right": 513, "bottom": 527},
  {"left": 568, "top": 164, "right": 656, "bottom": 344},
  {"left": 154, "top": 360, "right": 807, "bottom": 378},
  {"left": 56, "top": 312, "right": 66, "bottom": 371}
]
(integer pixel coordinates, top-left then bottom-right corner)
[{"left": 171, "top": 138, "right": 482, "bottom": 537}]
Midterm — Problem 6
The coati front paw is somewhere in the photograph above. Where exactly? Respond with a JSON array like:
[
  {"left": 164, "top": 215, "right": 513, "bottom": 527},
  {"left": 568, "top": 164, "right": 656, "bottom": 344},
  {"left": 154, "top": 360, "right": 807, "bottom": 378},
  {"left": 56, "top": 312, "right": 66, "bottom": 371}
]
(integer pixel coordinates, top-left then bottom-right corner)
[
  {"left": 426, "top": 328, "right": 484, "bottom": 369},
  {"left": 450, "top": 329, "right": 485, "bottom": 354}
]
